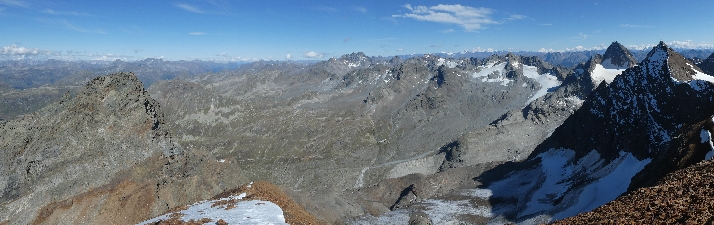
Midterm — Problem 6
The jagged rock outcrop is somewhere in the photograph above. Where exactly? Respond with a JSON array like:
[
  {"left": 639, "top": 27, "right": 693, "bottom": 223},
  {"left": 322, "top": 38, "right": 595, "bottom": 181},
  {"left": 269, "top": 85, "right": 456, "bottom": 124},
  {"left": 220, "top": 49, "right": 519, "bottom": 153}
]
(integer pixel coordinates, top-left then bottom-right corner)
[
  {"left": 473, "top": 42, "right": 714, "bottom": 224},
  {"left": 0, "top": 72, "right": 192, "bottom": 224}
]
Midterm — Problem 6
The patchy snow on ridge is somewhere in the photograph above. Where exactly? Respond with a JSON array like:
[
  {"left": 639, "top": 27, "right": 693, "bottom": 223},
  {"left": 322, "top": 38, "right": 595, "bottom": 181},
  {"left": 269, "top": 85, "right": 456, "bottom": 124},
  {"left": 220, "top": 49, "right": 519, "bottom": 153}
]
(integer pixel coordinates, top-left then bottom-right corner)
[
  {"left": 591, "top": 64, "right": 626, "bottom": 85},
  {"left": 669, "top": 63, "right": 714, "bottom": 91},
  {"left": 472, "top": 62, "right": 511, "bottom": 86},
  {"left": 137, "top": 193, "right": 287, "bottom": 225},
  {"left": 552, "top": 151, "right": 650, "bottom": 220},
  {"left": 523, "top": 65, "right": 561, "bottom": 105},
  {"left": 436, "top": 58, "right": 458, "bottom": 68},
  {"left": 421, "top": 199, "right": 494, "bottom": 223},
  {"left": 484, "top": 148, "right": 650, "bottom": 224}
]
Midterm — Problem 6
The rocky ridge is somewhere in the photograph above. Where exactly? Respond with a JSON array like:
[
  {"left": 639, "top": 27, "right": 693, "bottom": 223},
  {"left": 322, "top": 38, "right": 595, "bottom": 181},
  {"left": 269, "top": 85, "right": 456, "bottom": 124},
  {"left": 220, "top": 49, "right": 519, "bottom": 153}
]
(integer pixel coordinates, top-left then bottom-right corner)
[
  {"left": 467, "top": 41, "right": 714, "bottom": 224},
  {"left": 0, "top": 72, "right": 252, "bottom": 225}
]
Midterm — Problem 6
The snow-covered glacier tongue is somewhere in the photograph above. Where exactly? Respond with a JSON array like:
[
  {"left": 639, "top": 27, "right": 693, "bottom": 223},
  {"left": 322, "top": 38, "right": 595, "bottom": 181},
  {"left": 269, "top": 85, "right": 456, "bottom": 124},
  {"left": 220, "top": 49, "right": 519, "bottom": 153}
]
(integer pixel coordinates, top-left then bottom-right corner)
[{"left": 469, "top": 41, "right": 714, "bottom": 224}]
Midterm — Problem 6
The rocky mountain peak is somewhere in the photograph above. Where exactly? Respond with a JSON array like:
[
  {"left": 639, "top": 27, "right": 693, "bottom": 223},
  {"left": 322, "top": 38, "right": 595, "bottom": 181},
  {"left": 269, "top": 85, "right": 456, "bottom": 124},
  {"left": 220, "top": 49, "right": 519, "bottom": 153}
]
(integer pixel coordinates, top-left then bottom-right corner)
[
  {"left": 642, "top": 41, "right": 703, "bottom": 81},
  {"left": 0, "top": 72, "right": 182, "bottom": 224},
  {"left": 340, "top": 52, "right": 370, "bottom": 64},
  {"left": 601, "top": 41, "right": 637, "bottom": 69}
]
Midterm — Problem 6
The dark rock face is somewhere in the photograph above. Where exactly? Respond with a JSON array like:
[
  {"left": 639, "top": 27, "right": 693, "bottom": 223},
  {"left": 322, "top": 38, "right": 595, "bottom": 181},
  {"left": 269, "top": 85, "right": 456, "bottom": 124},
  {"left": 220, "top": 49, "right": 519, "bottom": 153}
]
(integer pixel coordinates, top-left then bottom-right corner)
[
  {"left": 542, "top": 41, "right": 713, "bottom": 161},
  {"left": 0, "top": 72, "right": 182, "bottom": 224},
  {"left": 476, "top": 42, "right": 714, "bottom": 223},
  {"left": 699, "top": 52, "right": 714, "bottom": 75},
  {"left": 601, "top": 41, "right": 638, "bottom": 69}
]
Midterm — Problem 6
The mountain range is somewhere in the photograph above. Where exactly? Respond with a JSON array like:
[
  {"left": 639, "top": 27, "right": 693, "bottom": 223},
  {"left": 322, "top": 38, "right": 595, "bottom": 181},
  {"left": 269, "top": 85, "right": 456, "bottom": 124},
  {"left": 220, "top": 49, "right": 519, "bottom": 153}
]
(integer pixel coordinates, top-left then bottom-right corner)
[{"left": 1, "top": 42, "right": 714, "bottom": 224}]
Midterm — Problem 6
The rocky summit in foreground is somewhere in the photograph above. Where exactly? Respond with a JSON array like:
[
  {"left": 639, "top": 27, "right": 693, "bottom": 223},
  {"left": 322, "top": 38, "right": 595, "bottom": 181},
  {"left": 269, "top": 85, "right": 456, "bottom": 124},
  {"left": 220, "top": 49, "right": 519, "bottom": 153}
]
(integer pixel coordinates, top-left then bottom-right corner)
[{"left": 0, "top": 72, "right": 260, "bottom": 224}]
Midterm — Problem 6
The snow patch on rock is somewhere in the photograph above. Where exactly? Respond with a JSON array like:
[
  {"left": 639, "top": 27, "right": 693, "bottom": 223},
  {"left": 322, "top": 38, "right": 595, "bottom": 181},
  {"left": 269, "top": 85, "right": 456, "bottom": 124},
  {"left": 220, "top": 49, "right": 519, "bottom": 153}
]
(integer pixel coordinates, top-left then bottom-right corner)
[
  {"left": 472, "top": 62, "right": 511, "bottom": 86},
  {"left": 137, "top": 192, "right": 287, "bottom": 225},
  {"left": 591, "top": 64, "right": 625, "bottom": 84},
  {"left": 701, "top": 129, "right": 714, "bottom": 160},
  {"left": 523, "top": 65, "right": 561, "bottom": 105}
]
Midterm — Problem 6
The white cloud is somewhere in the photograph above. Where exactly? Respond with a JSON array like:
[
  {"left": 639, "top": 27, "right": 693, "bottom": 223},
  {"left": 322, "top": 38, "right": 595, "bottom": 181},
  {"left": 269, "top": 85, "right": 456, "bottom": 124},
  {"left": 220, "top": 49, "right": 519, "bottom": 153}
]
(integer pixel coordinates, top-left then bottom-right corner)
[
  {"left": 188, "top": 32, "right": 206, "bottom": 35},
  {"left": 38, "top": 19, "right": 106, "bottom": 34},
  {"left": 43, "top": 9, "right": 91, "bottom": 16},
  {"left": 314, "top": 6, "right": 337, "bottom": 12},
  {"left": 667, "top": 40, "right": 714, "bottom": 49},
  {"left": 355, "top": 6, "right": 367, "bottom": 13},
  {"left": 430, "top": 44, "right": 443, "bottom": 47},
  {"left": 440, "top": 29, "right": 454, "bottom": 33},
  {"left": 507, "top": 14, "right": 526, "bottom": 20},
  {"left": 539, "top": 23, "right": 552, "bottom": 26},
  {"left": 393, "top": 4, "right": 496, "bottom": 31},
  {"left": 619, "top": 24, "right": 655, "bottom": 28},
  {"left": 285, "top": 54, "right": 292, "bottom": 60},
  {"left": 303, "top": 51, "right": 324, "bottom": 58},
  {"left": 1, "top": 45, "right": 40, "bottom": 55},
  {"left": 176, "top": 3, "right": 203, "bottom": 13},
  {"left": 0, "top": 0, "right": 28, "bottom": 7},
  {"left": 570, "top": 32, "right": 588, "bottom": 40},
  {"left": 539, "top": 44, "right": 610, "bottom": 52},
  {"left": 397, "top": 48, "right": 404, "bottom": 51},
  {"left": 469, "top": 47, "right": 495, "bottom": 52}
]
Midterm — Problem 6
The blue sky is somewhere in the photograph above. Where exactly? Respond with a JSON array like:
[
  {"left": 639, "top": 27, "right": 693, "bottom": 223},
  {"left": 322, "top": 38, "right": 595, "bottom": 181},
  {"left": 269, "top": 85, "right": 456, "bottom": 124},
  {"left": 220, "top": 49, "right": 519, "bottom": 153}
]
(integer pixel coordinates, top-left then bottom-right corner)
[{"left": 1, "top": 0, "right": 713, "bottom": 61}]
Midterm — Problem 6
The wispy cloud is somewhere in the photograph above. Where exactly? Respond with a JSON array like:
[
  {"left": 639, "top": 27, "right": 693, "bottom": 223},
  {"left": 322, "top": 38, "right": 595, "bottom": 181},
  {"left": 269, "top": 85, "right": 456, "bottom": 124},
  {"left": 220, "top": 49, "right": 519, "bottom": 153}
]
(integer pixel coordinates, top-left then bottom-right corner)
[
  {"left": 393, "top": 4, "right": 497, "bottom": 31},
  {"left": 619, "top": 24, "right": 655, "bottom": 28},
  {"left": 43, "top": 9, "right": 92, "bottom": 16},
  {"left": 570, "top": 32, "right": 588, "bottom": 40},
  {"left": 430, "top": 44, "right": 443, "bottom": 47},
  {"left": 39, "top": 19, "right": 106, "bottom": 34},
  {"left": 354, "top": 6, "right": 367, "bottom": 13},
  {"left": 361, "top": 38, "right": 397, "bottom": 42},
  {"left": 539, "top": 23, "right": 552, "bottom": 26},
  {"left": 188, "top": 32, "right": 206, "bottom": 35},
  {"left": 176, "top": 3, "right": 203, "bottom": 13},
  {"left": 303, "top": 51, "right": 325, "bottom": 58},
  {"left": 440, "top": 29, "right": 454, "bottom": 33},
  {"left": 314, "top": 6, "right": 337, "bottom": 12},
  {"left": 539, "top": 44, "right": 607, "bottom": 52},
  {"left": 0, "top": 0, "right": 28, "bottom": 8},
  {"left": 506, "top": 14, "right": 526, "bottom": 20}
]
